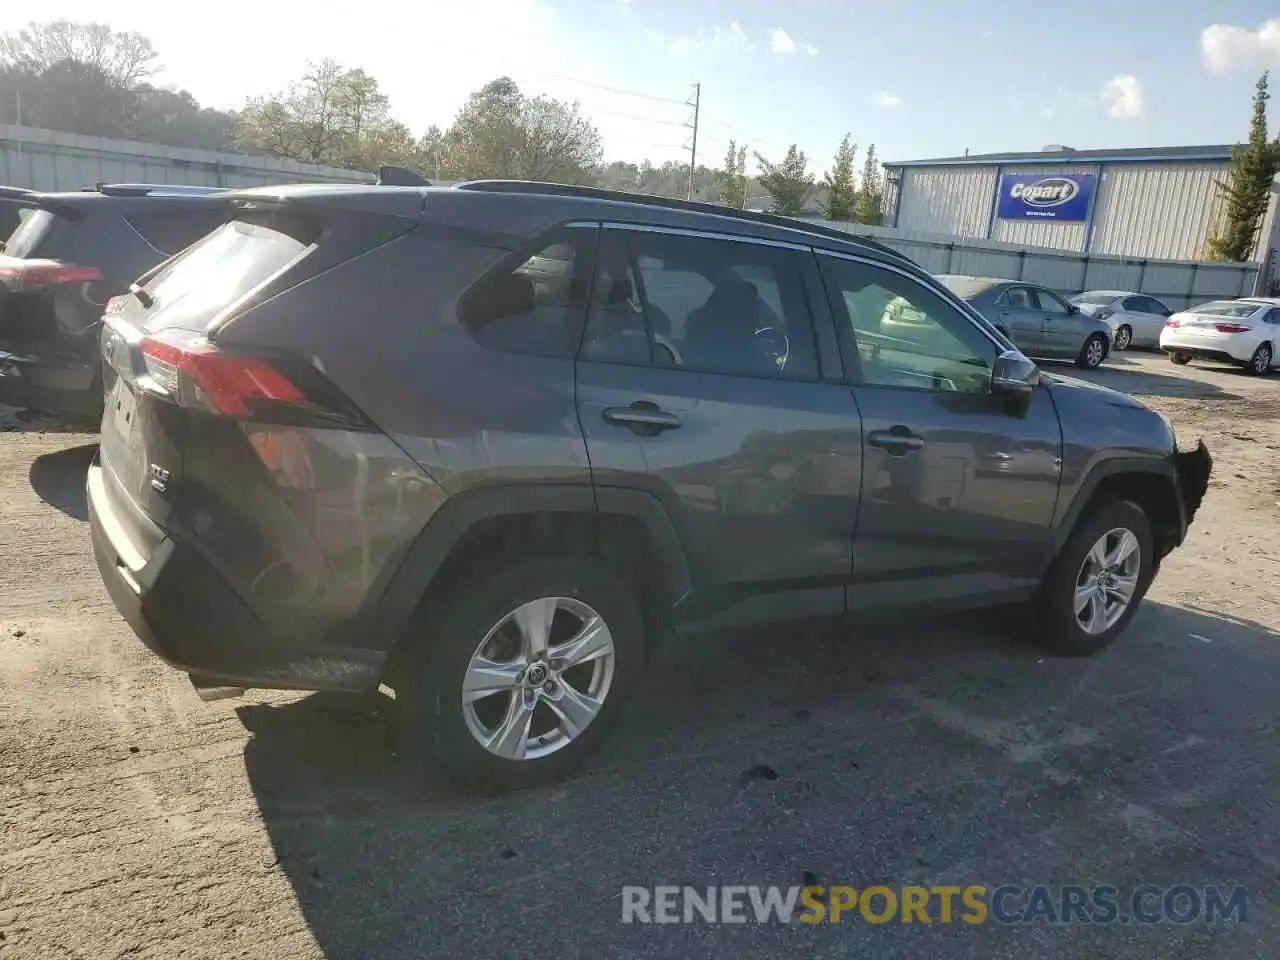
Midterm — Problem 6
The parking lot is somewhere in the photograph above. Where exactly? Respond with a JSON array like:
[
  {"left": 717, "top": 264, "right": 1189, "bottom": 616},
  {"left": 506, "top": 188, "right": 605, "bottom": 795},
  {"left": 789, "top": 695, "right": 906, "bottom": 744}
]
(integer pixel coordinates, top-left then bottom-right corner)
[{"left": 1, "top": 351, "right": 1277, "bottom": 959}]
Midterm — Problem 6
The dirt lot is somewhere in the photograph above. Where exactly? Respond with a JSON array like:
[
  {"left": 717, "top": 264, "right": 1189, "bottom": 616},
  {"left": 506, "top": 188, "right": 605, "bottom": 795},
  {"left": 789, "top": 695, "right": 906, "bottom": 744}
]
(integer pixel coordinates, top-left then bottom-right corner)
[{"left": 1, "top": 352, "right": 1277, "bottom": 959}]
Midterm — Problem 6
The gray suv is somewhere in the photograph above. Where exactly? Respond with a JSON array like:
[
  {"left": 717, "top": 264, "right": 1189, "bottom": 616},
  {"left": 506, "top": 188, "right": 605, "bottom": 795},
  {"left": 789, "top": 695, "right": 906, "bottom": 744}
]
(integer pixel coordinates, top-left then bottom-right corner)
[{"left": 87, "top": 181, "right": 1212, "bottom": 792}]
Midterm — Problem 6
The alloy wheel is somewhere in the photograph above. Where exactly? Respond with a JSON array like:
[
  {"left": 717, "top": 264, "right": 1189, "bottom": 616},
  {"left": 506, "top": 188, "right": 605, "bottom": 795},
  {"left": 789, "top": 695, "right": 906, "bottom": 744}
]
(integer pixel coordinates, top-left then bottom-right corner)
[
  {"left": 1253, "top": 345, "right": 1271, "bottom": 374},
  {"left": 1073, "top": 527, "right": 1142, "bottom": 635},
  {"left": 1114, "top": 326, "right": 1132, "bottom": 351},
  {"left": 1086, "top": 337, "right": 1106, "bottom": 368},
  {"left": 461, "top": 596, "right": 616, "bottom": 761}
]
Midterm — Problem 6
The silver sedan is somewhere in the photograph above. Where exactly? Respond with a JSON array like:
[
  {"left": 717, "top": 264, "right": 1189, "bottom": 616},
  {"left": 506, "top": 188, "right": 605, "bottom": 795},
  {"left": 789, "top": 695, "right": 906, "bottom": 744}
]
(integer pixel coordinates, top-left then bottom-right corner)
[
  {"left": 936, "top": 275, "right": 1115, "bottom": 369},
  {"left": 1070, "top": 290, "right": 1173, "bottom": 351}
]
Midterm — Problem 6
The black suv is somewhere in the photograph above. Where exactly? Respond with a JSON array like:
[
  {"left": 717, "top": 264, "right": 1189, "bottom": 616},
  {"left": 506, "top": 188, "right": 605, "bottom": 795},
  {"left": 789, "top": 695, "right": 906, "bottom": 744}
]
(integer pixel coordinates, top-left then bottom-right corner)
[
  {"left": 87, "top": 181, "right": 1212, "bottom": 792},
  {"left": 0, "top": 183, "right": 231, "bottom": 419}
]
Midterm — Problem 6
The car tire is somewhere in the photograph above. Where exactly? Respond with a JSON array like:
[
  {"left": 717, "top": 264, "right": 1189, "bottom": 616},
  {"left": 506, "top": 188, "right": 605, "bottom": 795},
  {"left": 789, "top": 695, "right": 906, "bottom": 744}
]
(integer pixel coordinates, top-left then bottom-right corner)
[
  {"left": 1113, "top": 325, "right": 1132, "bottom": 351},
  {"left": 1169, "top": 351, "right": 1192, "bottom": 366},
  {"left": 395, "top": 556, "right": 646, "bottom": 793},
  {"left": 1076, "top": 333, "right": 1108, "bottom": 369},
  {"left": 1246, "top": 342, "right": 1272, "bottom": 376},
  {"left": 1032, "top": 499, "right": 1154, "bottom": 657}
]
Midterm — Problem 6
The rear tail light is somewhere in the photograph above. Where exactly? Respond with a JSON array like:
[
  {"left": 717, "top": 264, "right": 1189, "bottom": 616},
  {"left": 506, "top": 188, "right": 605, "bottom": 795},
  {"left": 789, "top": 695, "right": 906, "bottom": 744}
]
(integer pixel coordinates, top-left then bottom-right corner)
[
  {"left": 1213, "top": 323, "right": 1252, "bottom": 333},
  {"left": 139, "top": 334, "right": 373, "bottom": 429},
  {"left": 1165, "top": 318, "right": 1180, "bottom": 327},
  {"left": 0, "top": 259, "right": 102, "bottom": 290}
]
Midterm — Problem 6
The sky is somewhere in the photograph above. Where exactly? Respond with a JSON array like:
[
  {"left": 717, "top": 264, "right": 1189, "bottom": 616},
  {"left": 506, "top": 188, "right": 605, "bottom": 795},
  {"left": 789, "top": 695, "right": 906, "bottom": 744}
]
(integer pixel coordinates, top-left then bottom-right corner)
[{"left": 4, "top": 1, "right": 1280, "bottom": 172}]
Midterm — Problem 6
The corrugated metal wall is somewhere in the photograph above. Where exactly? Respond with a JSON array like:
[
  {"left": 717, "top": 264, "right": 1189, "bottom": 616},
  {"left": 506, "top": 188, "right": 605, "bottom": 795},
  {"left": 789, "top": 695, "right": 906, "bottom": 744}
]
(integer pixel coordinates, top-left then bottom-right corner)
[
  {"left": 0, "top": 125, "right": 370, "bottom": 191},
  {"left": 889, "top": 158, "right": 1275, "bottom": 264},
  {"left": 1089, "top": 162, "right": 1229, "bottom": 259},
  {"left": 824, "top": 220, "right": 1258, "bottom": 311},
  {"left": 893, "top": 166, "right": 997, "bottom": 236}
]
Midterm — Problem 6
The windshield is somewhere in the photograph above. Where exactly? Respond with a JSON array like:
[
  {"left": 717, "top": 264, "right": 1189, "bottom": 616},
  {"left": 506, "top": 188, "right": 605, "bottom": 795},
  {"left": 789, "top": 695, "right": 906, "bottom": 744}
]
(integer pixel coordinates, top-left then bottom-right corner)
[
  {"left": 935, "top": 275, "right": 997, "bottom": 300},
  {"left": 140, "top": 213, "right": 318, "bottom": 332},
  {"left": 1, "top": 208, "right": 56, "bottom": 258},
  {"left": 1073, "top": 292, "right": 1121, "bottom": 306},
  {"left": 1190, "top": 301, "right": 1263, "bottom": 318}
]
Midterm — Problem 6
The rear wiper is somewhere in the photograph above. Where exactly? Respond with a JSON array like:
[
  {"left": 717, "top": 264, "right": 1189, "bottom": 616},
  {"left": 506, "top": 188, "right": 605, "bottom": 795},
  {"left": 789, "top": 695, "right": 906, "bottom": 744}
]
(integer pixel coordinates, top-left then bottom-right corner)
[{"left": 129, "top": 283, "right": 154, "bottom": 308}]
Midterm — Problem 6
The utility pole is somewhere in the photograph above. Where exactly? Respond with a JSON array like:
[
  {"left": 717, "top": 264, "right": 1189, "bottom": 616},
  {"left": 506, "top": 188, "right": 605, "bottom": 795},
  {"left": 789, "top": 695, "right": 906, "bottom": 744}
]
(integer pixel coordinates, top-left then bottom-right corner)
[{"left": 685, "top": 82, "right": 701, "bottom": 201}]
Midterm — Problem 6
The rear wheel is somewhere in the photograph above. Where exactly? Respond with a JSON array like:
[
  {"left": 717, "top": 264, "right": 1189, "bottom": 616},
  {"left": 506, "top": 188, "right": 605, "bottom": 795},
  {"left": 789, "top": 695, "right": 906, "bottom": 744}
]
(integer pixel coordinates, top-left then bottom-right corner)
[
  {"left": 1247, "top": 342, "right": 1272, "bottom": 376},
  {"left": 396, "top": 556, "right": 646, "bottom": 793},
  {"left": 1076, "top": 334, "right": 1108, "bottom": 369},
  {"left": 1169, "top": 351, "right": 1192, "bottom": 366},
  {"left": 1033, "top": 500, "right": 1153, "bottom": 657},
  {"left": 1113, "top": 325, "right": 1133, "bottom": 351}
]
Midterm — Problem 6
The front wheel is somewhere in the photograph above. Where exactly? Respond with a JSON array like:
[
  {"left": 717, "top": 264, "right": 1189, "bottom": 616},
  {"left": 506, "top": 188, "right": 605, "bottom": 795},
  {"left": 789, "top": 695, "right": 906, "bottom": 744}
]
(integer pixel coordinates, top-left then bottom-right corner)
[
  {"left": 1113, "top": 325, "right": 1133, "bottom": 351},
  {"left": 1076, "top": 334, "right": 1108, "bottom": 369},
  {"left": 1033, "top": 499, "right": 1153, "bottom": 656},
  {"left": 396, "top": 557, "right": 647, "bottom": 793},
  {"left": 1247, "top": 342, "right": 1273, "bottom": 376}
]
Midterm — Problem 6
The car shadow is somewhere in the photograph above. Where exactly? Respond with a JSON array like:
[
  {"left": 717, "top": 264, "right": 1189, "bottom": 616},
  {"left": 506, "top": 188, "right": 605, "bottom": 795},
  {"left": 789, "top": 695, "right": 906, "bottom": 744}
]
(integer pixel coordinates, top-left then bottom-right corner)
[
  {"left": 237, "top": 602, "right": 1280, "bottom": 959},
  {"left": 28, "top": 442, "right": 97, "bottom": 521},
  {"left": 1063, "top": 361, "right": 1234, "bottom": 399}
]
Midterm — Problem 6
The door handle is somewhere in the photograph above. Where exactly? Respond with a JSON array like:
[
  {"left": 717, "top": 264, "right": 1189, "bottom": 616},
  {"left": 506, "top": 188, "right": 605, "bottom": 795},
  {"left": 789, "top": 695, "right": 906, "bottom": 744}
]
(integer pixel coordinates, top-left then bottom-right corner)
[
  {"left": 603, "top": 402, "right": 681, "bottom": 433},
  {"left": 868, "top": 426, "right": 924, "bottom": 455}
]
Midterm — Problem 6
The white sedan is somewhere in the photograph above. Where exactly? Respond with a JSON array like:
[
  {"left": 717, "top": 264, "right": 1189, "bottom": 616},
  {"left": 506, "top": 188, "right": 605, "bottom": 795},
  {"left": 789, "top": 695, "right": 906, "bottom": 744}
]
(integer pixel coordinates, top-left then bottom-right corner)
[
  {"left": 1071, "top": 290, "right": 1173, "bottom": 351},
  {"left": 1159, "top": 298, "right": 1280, "bottom": 375}
]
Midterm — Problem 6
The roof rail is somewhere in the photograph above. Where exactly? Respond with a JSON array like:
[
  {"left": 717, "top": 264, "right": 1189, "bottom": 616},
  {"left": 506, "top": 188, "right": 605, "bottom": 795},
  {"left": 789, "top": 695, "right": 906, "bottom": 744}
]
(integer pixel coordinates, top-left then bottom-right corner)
[
  {"left": 94, "top": 183, "right": 230, "bottom": 198},
  {"left": 453, "top": 180, "right": 916, "bottom": 266}
]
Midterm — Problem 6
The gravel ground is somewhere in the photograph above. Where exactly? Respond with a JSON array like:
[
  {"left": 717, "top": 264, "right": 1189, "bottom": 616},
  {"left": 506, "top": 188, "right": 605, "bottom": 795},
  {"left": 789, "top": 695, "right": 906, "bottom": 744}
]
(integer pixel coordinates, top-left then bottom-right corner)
[{"left": 1, "top": 351, "right": 1277, "bottom": 959}]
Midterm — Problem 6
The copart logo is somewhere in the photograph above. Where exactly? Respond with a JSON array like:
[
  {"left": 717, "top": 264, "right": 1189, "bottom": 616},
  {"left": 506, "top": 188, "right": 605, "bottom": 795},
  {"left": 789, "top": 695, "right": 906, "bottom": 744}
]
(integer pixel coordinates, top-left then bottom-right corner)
[{"left": 1010, "top": 177, "right": 1080, "bottom": 207}]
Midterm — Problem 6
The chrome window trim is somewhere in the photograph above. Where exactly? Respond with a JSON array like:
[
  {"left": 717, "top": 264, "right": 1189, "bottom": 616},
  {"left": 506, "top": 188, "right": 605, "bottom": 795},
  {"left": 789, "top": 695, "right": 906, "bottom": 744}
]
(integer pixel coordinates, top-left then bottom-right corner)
[
  {"left": 594, "top": 220, "right": 809, "bottom": 252},
  {"left": 814, "top": 248, "right": 1009, "bottom": 353}
]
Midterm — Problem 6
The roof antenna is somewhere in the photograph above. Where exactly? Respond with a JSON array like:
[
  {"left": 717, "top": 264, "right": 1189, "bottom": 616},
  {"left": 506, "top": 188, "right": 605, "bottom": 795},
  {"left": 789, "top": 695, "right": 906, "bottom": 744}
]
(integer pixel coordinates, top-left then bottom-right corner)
[{"left": 376, "top": 164, "right": 431, "bottom": 187}]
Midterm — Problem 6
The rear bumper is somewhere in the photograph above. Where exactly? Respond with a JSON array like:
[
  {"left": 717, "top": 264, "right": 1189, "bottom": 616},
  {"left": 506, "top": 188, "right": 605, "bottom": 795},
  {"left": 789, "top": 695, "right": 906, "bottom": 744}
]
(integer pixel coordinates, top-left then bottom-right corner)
[
  {"left": 88, "top": 461, "right": 385, "bottom": 692},
  {"left": 1159, "top": 335, "right": 1252, "bottom": 364},
  {"left": 0, "top": 348, "right": 102, "bottom": 418}
]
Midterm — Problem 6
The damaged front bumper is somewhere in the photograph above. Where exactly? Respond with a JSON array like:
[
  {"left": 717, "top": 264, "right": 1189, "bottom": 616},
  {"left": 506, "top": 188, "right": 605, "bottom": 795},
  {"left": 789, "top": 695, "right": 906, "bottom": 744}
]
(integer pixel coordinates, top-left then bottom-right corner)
[{"left": 1173, "top": 439, "right": 1213, "bottom": 542}]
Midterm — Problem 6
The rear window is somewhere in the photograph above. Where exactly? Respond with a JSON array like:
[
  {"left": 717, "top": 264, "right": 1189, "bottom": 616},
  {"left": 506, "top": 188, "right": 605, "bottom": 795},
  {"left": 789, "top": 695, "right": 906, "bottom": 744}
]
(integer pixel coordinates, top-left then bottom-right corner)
[
  {"left": 139, "top": 213, "right": 318, "bottom": 332},
  {"left": 126, "top": 209, "right": 230, "bottom": 257},
  {"left": 935, "top": 275, "right": 997, "bottom": 300},
  {"left": 1074, "top": 292, "right": 1121, "bottom": 306},
  {"left": 2, "top": 208, "right": 56, "bottom": 258},
  {"left": 1190, "top": 301, "right": 1260, "bottom": 318}
]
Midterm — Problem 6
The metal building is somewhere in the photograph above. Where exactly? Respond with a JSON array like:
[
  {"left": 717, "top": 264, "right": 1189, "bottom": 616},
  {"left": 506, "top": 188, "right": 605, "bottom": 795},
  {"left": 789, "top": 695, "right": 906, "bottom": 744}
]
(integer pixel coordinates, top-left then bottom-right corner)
[{"left": 882, "top": 144, "right": 1280, "bottom": 264}]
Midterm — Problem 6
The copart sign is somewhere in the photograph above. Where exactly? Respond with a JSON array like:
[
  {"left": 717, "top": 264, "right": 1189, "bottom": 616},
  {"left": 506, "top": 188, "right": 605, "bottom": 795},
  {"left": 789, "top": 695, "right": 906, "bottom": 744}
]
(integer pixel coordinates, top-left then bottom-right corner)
[{"left": 997, "top": 173, "right": 1095, "bottom": 221}]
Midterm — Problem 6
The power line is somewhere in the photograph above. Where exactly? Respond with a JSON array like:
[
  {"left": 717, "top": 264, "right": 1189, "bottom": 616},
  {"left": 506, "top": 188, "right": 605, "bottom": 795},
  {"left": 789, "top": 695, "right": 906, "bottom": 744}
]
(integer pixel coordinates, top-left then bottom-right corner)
[
  {"left": 602, "top": 112, "right": 693, "bottom": 128},
  {"left": 543, "top": 73, "right": 690, "bottom": 107},
  {"left": 701, "top": 112, "right": 782, "bottom": 150}
]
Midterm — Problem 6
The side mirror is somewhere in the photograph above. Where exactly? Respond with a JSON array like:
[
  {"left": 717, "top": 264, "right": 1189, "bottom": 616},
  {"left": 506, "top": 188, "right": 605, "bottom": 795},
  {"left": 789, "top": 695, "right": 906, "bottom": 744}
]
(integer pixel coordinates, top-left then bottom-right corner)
[{"left": 991, "top": 349, "right": 1040, "bottom": 397}]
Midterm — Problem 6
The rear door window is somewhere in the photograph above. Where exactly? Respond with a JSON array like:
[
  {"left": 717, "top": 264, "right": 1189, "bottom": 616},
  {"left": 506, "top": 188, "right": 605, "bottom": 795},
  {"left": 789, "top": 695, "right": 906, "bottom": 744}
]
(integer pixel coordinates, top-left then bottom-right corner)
[
  {"left": 126, "top": 208, "right": 231, "bottom": 257},
  {"left": 139, "top": 213, "right": 318, "bottom": 332}
]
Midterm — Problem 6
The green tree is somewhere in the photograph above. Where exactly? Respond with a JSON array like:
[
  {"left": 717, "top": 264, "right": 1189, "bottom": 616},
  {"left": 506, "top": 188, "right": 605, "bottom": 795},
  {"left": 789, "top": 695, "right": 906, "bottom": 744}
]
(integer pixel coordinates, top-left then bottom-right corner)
[
  {"left": 755, "top": 144, "right": 814, "bottom": 216},
  {"left": 720, "top": 139, "right": 748, "bottom": 208},
  {"left": 821, "top": 134, "right": 857, "bottom": 220},
  {"left": 1207, "top": 73, "right": 1280, "bottom": 261},
  {"left": 855, "top": 143, "right": 885, "bottom": 225},
  {"left": 442, "top": 77, "right": 602, "bottom": 184}
]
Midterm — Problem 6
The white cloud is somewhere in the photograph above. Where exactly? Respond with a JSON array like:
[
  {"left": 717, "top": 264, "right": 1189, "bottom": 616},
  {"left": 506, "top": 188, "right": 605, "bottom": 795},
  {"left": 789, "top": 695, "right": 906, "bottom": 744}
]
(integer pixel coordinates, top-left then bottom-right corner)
[
  {"left": 982, "top": 27, "right": 998, "bottom": 39},
  {"left": 769, "top": 27, "right": 797, "bottom": 54},
  {"left": 1202, "top": 20, "right": 1280, "bottom": 74},
  {"left": 618, "top": 0, "right": 632, "bottom": 14},
  {"left": 803, "top": 43, "right": 819, "bottom": 57},
  {"left": 1102, "top": 74, "right": 1144, "bottom": 119},
  {"left": 869, "top": 90, "right": 903, "bottom": 109},
  {"left": 668, "top": 20, "right": 751, "bottom": 55}
]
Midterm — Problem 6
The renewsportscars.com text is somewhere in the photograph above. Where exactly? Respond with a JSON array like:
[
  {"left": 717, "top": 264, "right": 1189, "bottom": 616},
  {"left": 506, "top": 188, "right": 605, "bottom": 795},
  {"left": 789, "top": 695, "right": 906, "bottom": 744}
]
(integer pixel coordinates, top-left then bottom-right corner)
[{"left": 621, "top": 884, "right": 1249, "bottom": 925}]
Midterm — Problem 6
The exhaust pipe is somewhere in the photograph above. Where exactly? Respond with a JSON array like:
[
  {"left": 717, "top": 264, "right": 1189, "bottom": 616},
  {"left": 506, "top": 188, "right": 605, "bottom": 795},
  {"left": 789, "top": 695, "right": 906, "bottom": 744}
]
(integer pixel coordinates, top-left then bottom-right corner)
[{"left": 189, "top": 674, "right": 248, "bottom": 701}]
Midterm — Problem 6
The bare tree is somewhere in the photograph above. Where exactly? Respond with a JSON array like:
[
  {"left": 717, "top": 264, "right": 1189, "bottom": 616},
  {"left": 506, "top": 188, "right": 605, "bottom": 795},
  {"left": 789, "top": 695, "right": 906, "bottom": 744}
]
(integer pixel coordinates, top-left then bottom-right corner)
[{"left": 0, "top": 20, "right": 157, "bottom": 87}]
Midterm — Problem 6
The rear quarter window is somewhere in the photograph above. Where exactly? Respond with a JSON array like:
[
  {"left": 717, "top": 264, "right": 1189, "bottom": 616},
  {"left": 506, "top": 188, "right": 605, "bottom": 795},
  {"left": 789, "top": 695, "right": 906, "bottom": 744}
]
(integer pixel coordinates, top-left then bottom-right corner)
[
  {"left": 139, "top": 213, "right": 319, "bottom": 332},
  {"left": 2, "top": 208, "right": 57, "bottom": 257},
  {"left": 126, "top": 208, "right": 231, "bottom": 257}
]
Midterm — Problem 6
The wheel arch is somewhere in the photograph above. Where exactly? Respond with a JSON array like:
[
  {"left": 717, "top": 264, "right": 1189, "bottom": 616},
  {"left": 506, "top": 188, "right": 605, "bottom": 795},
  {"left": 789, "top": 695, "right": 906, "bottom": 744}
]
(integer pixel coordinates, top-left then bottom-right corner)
[
  {"left": 1053, "top": 459, "right": 1184, "bottom": 562},
  {"left": 365, "top": 483, "right": 691, "bottom": 654}
]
